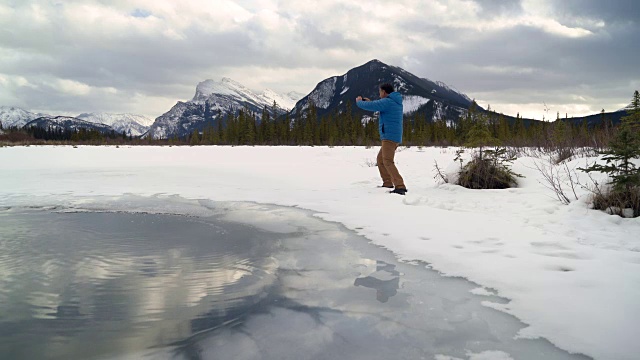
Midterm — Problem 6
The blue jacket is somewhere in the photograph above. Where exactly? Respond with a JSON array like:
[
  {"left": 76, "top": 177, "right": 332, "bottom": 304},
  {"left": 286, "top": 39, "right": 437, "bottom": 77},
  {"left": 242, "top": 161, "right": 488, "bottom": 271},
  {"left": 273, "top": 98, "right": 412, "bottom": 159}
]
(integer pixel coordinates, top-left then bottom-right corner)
[{"left": 356, "top": 92, "right": 403, "bottom": 143}]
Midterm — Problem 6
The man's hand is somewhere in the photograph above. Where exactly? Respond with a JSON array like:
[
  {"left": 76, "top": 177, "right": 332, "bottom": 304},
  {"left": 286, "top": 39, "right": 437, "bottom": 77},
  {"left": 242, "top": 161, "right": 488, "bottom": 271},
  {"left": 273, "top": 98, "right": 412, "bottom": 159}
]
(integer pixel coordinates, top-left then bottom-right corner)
[{"left": 356, "top": 96, "right": 369, "bottom": 102}]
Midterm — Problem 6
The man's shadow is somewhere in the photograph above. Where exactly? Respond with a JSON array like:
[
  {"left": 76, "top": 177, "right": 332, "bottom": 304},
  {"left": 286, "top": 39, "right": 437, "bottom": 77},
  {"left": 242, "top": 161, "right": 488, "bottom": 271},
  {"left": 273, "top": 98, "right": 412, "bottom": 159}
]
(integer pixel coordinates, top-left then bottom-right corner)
[{"left": 354, "top": 261, "right": 400, "bottom": 303}]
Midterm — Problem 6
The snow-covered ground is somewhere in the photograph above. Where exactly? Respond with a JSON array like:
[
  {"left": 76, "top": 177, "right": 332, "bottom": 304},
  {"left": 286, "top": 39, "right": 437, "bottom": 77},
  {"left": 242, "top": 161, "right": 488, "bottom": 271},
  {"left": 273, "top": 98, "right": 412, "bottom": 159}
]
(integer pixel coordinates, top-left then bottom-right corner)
[{"left": 1, "top": 145, "right": 639, "bottom": 360}]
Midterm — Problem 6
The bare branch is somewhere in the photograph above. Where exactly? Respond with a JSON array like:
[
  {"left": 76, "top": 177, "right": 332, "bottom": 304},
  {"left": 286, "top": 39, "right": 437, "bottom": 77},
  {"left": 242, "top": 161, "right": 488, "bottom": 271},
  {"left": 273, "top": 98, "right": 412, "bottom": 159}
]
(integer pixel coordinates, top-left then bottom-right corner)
[
  {"left": 532, "top": 159, "right": 571, "bottom": 205},
  {"left": 433, "top": 160, "right": 449, "bottom": 184}
]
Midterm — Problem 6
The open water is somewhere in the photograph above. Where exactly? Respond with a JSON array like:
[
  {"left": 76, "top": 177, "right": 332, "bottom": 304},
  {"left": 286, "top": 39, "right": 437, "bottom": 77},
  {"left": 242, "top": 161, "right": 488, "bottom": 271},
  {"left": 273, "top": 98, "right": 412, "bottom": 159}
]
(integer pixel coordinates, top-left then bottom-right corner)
[{"left": 0, "top": 197, "right": 591, "bottom": 360}]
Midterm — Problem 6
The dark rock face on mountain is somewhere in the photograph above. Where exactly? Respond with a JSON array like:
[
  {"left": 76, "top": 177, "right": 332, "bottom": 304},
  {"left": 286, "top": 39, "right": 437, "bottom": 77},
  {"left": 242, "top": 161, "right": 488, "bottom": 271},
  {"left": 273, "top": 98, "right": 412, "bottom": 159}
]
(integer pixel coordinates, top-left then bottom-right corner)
[{"left": 291, "top": 59, "right": 474, "bottom": 122}]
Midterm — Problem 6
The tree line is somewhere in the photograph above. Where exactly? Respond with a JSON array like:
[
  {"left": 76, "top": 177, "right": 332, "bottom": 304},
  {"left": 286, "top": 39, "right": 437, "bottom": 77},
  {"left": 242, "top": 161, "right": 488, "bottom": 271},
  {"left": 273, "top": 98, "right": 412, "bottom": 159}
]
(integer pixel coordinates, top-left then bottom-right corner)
[
  {"left": 25, "top": 126, "right": 131, "bottom": 142},
  {"left": 0, "top": 95, "right": 632, "bottom": 149},
  {"left": 180, "top": 99, "right": 616, "bottom": 150}
]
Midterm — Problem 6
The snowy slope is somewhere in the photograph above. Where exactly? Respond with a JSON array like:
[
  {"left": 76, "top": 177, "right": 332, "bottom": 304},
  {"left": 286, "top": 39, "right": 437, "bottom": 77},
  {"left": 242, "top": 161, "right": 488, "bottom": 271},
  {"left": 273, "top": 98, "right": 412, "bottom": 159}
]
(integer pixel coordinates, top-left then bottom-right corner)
[
  {"left": 192, "top": 78, "right": 300, "bottom": 111},
  {"left": 77, "top": 113, "right": 153, "bottom": 136},
  {"left": 144, "top": 102, "right": 192, "bottom": 140},
  {"left": 192, "top": 78, "right": 251, "bottom": 103},
  {"left": 0, "top": 106, "right": 49, "bottom": 128},
  {"left": 307, "top": 77, "right": 338, "bottom": 109},
  {"left": 259, "top": 89, "right": 301, "bottom": 111},
  {"left": 403, "top": 96, "right": 431, "bottom": 114}
]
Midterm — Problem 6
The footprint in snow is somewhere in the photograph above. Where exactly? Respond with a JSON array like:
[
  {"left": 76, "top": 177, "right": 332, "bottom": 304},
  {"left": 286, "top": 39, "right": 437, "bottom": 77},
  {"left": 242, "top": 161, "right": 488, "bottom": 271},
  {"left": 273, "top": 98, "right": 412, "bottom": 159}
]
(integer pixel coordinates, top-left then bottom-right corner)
[{"left": 402, "top": 196, "right": 423, "bottom": 206}]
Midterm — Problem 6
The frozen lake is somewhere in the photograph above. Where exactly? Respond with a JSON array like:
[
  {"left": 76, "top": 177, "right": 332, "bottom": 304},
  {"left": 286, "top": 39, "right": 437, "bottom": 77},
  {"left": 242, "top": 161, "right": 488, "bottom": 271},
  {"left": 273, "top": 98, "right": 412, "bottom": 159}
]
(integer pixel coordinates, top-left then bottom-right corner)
[{"left": 0, "top": 196, "right": 591, "bottom": 360}]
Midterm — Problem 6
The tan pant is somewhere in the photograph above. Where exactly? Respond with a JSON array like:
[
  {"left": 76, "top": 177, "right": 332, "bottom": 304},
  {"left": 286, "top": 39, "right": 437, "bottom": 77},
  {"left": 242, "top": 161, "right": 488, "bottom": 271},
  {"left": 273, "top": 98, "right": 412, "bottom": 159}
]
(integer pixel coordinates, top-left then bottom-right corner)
[{"left": 377, "top": 140, "right": 405, "bottom": 189}]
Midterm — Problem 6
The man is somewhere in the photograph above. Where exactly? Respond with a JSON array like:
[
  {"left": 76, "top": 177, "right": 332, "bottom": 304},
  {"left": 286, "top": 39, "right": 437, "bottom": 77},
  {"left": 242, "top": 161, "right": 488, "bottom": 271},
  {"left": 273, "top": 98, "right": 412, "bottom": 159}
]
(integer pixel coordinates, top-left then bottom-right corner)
[{"left": 356, "top": 83, "right": 407, "bottom": 195}]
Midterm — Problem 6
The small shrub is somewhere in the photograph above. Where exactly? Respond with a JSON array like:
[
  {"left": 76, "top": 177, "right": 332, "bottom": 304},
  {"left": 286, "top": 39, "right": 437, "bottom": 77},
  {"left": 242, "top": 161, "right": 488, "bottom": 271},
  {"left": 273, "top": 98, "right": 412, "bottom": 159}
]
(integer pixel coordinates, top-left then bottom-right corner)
[
  {"left": 532, "top": 159, "right": 579, "bottom": 205},
  {"left": 580, "top": 91, "right": 640, "bottom": 217},
  {"left": 456, "top": 147, "right": 522, "bottom": 189},
  {"left": 555, "top": 147, "right": 574, "bottom": 164},
  {"left": 592, "top": 187, "right": 640, "bottom": 218},
  {"left": 458, "top": 156, "right": 520, "bottom": 189},
  {"left": 364, "top": 158, "right": 376, "bottom": 168}
]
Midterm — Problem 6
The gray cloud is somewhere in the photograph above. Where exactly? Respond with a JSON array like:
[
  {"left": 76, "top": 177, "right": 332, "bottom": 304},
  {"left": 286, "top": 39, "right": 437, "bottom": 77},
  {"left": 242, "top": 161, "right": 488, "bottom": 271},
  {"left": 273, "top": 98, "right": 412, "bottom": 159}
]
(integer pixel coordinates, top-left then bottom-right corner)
[
  {"left": 474, "top": 0, "right": 523, "bottom": 16},
  {"left": 550, "top": 0, "right": 640, "bottom": 23},
  {"left": 0, "top": 0, "right": 638, "bottom": 120},
  {"left": 397, "top": 4, "right": 640, "bottom": 117},
  {"left": 297, "top": 20, "right": 368, "bottom": 51}
]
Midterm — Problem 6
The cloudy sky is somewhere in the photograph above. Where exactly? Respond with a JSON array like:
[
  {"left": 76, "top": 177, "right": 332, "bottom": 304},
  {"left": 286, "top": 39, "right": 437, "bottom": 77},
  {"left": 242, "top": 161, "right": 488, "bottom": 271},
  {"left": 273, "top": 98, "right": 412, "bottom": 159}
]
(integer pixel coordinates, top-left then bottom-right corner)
[{"left": 1, "top": 0, "right": 638, "bottom": 120}]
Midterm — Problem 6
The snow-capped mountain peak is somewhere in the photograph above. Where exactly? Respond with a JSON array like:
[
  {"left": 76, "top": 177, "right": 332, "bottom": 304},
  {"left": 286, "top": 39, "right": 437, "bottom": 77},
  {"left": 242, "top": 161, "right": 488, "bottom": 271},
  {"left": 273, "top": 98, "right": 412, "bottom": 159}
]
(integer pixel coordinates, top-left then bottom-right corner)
[
  {"left": 147, "top": 78, "right": 300, "bottom": 139},
  {"left": 259, "top": 89, "right": 301, "bottom": 110},
  {"left": 193, "top": 78, "right": 257, "bottom": 105},
  {"left": 76, "top": 113, "right": 154, "bottom": 136},
  {"left": 0, "top": 106, "right": 49, "bottom": 128},
  {"left": 291, "top": 59, "right": 475, "bottom": 123},
  {"left": 193, "top": 79, "right": 233, "bottom": 102},
  {"left": 191, "top": 78, "right": 300, "bottom": 110}
]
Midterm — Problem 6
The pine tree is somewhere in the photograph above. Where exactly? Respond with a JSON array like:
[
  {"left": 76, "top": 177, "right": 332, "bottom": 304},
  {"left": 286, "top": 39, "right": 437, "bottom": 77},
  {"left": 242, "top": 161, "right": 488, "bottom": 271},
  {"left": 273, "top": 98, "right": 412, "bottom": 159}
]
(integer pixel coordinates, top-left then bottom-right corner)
[
  {"left": 599, "top": 109, "right": 609, "bottom": 139},
  {"left": 465, "top": 112, "right": 500, "bottom": 160},
  {"left": 190, "top": 130, "right": 200, "bottom": 145},
  {"left": 622, "top": 90, "right": 640, "bottom": 132},
  {"left": 306, "top": 100, "right": 318, "bottom": 145},
  {"left": 217, "top": 115, "right": 224, "bottom": 144},
  {"left": 580, "top": 90, "right": 640, "bottom": 216},
  {"left": 497, "top": 114, "right": 510, "bottom": 142},
  {"left": 281, "top": 113, "right": 291, "bottom": 145},
  {"left": 249, "top": 112, "right": 257, "bottom": 145},
  {"left": 514, "top": 114, "right": 526, "bottom": 143},
  {"left": 458, "top": 112, "right": 519, "bottom": 189},
  {"left": 552, "top": 119, "right": 568, "bottom": 148}
]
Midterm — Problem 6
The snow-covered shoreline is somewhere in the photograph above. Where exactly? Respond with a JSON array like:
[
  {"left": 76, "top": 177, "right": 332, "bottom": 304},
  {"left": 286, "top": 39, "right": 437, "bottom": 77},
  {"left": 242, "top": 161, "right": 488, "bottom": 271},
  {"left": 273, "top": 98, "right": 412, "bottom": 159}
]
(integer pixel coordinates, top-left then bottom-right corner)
[{"left": 1, "top": 145, "right": 639, "bottom": 360}]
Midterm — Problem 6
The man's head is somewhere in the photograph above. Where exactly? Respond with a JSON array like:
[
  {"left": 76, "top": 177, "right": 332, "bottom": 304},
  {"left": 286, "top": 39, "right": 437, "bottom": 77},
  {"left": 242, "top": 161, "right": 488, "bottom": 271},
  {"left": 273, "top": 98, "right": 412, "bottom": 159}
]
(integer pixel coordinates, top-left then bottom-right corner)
[{"left": 379, "top": 83, "right": 394, "bottom": 98}]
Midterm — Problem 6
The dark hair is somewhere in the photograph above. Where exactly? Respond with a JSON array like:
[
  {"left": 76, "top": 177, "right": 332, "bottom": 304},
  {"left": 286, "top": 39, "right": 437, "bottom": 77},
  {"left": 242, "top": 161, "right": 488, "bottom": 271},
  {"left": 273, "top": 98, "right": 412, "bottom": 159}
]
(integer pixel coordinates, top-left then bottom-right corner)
[{"left": 379, "top": 83, "right": 394, "bottom": 94}]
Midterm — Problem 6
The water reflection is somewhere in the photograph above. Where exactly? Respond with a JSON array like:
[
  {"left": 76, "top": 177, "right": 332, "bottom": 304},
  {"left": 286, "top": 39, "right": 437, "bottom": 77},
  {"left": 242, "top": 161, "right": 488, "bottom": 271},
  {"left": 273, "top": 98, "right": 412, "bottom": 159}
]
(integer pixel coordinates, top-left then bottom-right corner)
[
  {"left": 0, "top": 209, "right": 279, "bottom": 360},
  {"left": 0, "top": 197, "right": 593, "bottom": 360},
  {"left": 354, "top": 261, "right": 400, "bottom": 303}
]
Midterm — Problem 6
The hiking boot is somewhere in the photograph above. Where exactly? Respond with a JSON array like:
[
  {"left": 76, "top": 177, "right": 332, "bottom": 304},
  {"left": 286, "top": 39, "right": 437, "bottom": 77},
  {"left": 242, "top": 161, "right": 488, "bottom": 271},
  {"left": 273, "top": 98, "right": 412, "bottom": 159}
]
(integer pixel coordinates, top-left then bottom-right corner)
[
  {"left": 389, "top": 187, "right": 407, "bottom": 195},
  {"left": 378, "top": 184, "right": 394, "bottom": 189}
]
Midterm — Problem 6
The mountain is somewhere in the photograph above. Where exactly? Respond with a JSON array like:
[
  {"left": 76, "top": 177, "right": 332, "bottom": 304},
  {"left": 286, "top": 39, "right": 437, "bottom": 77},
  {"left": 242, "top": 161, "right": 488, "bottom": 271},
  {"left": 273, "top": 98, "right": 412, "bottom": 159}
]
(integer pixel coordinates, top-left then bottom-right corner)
[
  {"left": 24, "top": 116, "right": 115, "bottom": 133},
  {"left": 0, "top": 106, "right": 50, "bottom": 128},
  {"left": 0, "top": 106, "right": 153, "bottom": 136},
  {"left": 146, "top": 78, "right": 301, "bottom": 139},
  {"left": 291, "top": 59, "right": 474, "bottom": 122},
  {"left": 562, "top": 109, "right": 627, "bottom": 128},
  {"left": 76, "top": 113, "right": 153, "bottom": 136},
  {"left": 191, "top": 78, "right": 300, "bottom": 110}
]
